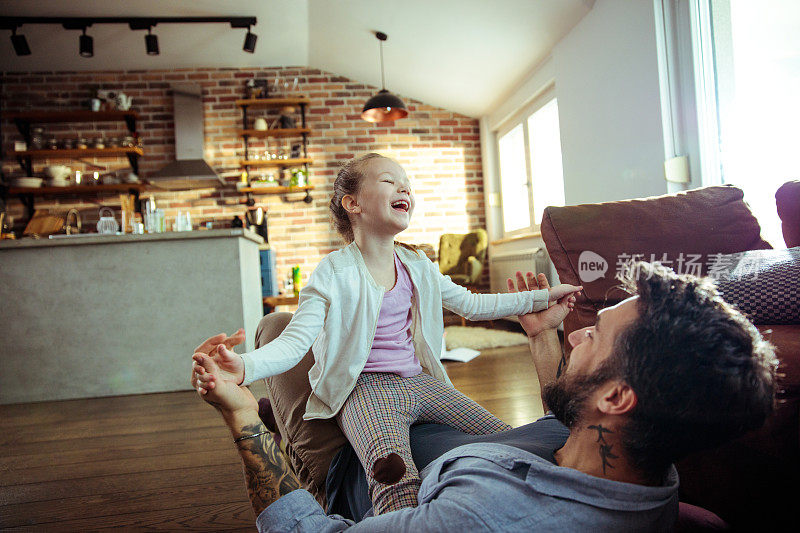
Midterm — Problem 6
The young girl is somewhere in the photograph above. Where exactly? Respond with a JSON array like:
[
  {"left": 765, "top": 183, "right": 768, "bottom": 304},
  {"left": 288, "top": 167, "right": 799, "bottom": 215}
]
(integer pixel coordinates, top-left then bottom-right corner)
[{"left": 195, "top": 153, "right": 581, "bottom": 514}]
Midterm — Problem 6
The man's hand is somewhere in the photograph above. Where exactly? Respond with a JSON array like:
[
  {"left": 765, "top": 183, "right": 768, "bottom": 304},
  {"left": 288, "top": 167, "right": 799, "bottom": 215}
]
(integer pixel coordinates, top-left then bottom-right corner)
[
  {"left": 193, "top": 348, "right": 301, "bottom": 517},
  {"left": 507, "top": 271, "right": 578, "bottom": 337},
  {"left": 190, "top": 328, "right": 246, "bottom": 390},
  {"left": 192, "top": 351, "right": 259, "bottom": 417}
]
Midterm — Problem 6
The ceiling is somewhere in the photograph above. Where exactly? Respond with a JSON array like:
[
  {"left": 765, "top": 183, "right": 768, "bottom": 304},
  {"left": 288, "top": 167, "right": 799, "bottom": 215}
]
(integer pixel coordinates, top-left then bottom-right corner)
[{"left": 0, "top": 0, "right": 593, "bottom": 117}]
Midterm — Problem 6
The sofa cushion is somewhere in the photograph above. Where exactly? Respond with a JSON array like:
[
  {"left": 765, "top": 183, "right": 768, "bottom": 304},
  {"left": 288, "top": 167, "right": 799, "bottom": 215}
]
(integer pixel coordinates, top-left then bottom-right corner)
[
  {"left": 776, "top": 180, "right": 800, "bottom": 247},
  {"left": 541, "top": 185, "right": 772, "bottom": 354},
  {"left": 714, "top": 247, "right": 800, "bottom": 324}
]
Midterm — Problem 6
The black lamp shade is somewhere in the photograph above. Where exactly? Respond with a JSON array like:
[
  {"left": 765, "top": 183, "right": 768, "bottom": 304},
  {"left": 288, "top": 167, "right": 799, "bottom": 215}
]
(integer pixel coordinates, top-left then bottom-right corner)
[
  {"left": 11, "top": 33, "right": 31, "bottom": 56},
  {"left": 79, "top": 33, "right": 93, "bottom": 57},
  {"left": 243, "top": 31, "right": 257, "bottom": 53},
  {"left": 145, "top": 33, "right": 159, "bottom": 55},
  {"left": 361, "top": 89, "right": 408, "bottom": 122}
]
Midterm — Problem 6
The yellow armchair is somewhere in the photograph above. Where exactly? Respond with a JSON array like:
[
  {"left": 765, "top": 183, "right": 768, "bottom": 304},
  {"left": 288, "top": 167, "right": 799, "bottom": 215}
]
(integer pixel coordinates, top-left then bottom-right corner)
[{"left": 438, "top": 229, "right": 488, "bottom": 286}]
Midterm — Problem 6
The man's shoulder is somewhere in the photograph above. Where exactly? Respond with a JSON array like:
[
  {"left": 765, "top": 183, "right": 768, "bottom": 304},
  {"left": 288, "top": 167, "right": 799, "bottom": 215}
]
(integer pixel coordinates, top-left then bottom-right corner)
[{"left": 423, "top": 442, "right": 550, "bottom": 479}]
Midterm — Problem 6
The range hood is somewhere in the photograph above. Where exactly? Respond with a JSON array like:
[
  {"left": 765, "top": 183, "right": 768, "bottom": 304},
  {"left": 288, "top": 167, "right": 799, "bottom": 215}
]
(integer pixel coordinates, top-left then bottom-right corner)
[{"left": 149, "top": 84, "right": 224, "bottom": 190}]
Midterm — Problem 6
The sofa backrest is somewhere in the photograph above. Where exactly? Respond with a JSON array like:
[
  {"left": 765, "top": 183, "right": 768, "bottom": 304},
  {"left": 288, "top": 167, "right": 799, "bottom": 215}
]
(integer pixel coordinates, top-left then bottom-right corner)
[
  {"left": 541, "top": 184, "right": 771, "bottom": 355},
  {"left": 776, "top": 180, "right": 800, "bottom": 247}
]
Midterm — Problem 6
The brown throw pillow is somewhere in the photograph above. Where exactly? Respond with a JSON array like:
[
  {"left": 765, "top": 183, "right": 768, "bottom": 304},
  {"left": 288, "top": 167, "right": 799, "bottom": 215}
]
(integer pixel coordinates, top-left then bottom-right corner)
[{"left": 254, "top": 312, "right": 348, "bottom": 507}]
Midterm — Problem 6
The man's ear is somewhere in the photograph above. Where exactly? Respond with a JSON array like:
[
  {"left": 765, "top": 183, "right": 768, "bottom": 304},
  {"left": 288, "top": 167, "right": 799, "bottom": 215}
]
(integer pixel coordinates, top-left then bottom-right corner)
[
  {"left": 342, "top": 194, "right": 361, "bottom": 214},
  {"left": 596, "top": 381, "right": 637, "bottom": 416}
]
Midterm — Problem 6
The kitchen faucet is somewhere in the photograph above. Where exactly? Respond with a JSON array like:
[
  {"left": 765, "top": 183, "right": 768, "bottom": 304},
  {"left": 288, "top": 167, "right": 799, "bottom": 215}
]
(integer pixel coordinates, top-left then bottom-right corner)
[{"left": 65, "top": 209, "right": 82, "bottom": 235}]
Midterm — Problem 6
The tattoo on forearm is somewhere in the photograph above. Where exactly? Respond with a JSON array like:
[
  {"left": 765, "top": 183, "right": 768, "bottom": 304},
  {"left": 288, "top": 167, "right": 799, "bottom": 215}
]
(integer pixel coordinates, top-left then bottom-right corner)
[
  {"left": 588, "top": 424, "right": 618, "bottom": 475},
  {"left": 236, "top": 422, "right": 301, "bottom": 515}
]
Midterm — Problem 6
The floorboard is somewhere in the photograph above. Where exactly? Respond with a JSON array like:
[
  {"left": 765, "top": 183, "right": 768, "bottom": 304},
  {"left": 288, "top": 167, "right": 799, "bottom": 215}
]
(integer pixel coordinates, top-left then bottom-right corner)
[{"left": 1, "top": 331, "right": 550, "bottom": 530}]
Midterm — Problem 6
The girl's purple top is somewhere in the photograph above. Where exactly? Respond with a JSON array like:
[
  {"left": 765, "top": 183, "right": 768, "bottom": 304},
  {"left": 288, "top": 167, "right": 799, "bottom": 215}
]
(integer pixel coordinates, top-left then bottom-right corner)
[{"left": 362, "top": 253, "right": 422, "bottom": 377}]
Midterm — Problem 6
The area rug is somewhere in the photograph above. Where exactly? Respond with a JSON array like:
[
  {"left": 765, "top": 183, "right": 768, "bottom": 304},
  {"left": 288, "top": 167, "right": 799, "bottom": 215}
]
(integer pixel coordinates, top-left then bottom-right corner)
[{"left": 444, "top": 325, "right": 528, "bottom": 351}]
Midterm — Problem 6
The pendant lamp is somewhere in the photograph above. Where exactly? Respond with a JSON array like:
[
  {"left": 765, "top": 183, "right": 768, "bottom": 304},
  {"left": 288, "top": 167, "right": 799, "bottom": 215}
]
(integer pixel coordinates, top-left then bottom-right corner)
[{"left": 361, "top": 32, "right": 408, "bottom": 123}]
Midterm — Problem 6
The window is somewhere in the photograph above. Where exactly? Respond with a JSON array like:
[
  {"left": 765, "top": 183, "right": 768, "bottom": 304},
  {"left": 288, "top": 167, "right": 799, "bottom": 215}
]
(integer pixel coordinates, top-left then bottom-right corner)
[
  {"left": 697, "top": 0, "right": 800, "bottom": 246},
  {"left": 497, "top": 95, "right": 565, "bottom": 235}
]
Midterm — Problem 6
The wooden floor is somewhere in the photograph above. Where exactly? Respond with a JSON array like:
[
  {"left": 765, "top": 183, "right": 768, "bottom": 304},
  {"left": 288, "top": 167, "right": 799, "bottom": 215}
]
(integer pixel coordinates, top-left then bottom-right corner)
[{"left": 0, "top": 341, "right": 544, "bottom": 531}]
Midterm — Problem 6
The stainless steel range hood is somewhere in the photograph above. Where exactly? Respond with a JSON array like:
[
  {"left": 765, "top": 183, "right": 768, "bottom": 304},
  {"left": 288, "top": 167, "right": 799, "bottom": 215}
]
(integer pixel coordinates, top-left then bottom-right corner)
[{"left": 149, "top": 84, "right": 224, "bottom": 190}]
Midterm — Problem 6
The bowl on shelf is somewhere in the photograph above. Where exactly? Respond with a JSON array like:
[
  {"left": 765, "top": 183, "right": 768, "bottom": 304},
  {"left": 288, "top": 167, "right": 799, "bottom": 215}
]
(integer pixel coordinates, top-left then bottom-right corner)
[
  {"left": 44, "top": 165, "right": 71, "bottom": 181},
  {"left": 11, "top": 177, "right": 43, "bottom": 188}
]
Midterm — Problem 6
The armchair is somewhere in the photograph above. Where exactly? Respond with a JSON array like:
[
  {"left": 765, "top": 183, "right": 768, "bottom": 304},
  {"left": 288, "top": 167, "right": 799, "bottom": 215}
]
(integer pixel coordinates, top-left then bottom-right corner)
[{"left": 437, "top": 229, "right": 488, "bottom": 286}]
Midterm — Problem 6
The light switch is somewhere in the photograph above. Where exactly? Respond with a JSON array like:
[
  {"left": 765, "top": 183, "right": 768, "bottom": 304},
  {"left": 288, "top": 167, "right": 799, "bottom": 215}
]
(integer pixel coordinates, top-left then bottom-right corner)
[
  {"left": 488, "top": 192, "right": 501, "bottom": 207},
  {"left": 664, "top": 155, "right": 690, "bottom": 183}
]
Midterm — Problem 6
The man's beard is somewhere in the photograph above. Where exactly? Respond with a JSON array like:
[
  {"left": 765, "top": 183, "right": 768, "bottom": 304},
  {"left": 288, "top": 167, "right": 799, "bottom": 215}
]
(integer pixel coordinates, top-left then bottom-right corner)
[{"left": 543, "top": 365, "right": 616, "bottom": 429}]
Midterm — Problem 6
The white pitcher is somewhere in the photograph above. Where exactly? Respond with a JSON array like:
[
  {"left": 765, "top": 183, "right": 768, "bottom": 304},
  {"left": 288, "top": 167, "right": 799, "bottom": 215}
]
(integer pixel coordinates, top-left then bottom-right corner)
[
  {"left": 115, "top": 93, "right": 132, "bottom": 111},
  {"left": 96, "top": 207, "right": 119, "bottom": 234}
]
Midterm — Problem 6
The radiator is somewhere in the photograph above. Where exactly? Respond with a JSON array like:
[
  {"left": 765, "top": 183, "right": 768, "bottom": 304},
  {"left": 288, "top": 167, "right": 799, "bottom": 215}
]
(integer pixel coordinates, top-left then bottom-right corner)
[{"left": 489, "top": 247, "right": 552, "bottom": 294}]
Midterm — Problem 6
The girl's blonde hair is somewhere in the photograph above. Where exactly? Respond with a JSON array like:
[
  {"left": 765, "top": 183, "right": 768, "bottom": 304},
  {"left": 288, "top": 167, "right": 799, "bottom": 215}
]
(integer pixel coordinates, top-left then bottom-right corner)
[
  {"left": 329, "top": 152, "right": 386, "bottom": 243},
  {"left": 328, "top": 153, "right": 418, "bottom": 252}
]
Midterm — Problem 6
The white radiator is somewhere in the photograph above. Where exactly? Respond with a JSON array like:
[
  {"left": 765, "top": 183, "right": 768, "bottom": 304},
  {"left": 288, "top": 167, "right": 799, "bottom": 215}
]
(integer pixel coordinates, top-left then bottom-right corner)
[{"left": 489, "top": 247, "right": 552, "bottom": 294}]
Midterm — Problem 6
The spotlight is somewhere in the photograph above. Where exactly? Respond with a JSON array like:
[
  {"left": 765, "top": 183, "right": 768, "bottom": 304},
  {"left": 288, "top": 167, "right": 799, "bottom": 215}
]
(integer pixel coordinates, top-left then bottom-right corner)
[
  {"left": 145, "top": 28, "right": 159, "bottom": 55},
  {"left": 11, "top": 28, "right": 30, "bottom": 56},
  {"left": 79, "top": 27, "right": 93, "bottom": 58},
  {"left": 243, "top": 26, "right": 257, "bottom": 53}
]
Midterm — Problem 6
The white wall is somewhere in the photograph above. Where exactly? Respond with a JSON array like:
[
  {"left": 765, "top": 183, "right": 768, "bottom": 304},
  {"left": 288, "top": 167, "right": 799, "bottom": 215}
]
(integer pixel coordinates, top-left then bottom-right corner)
[
  {"left": 553, "top": 0, "right": 667, "bottom": 205},
  {"left": 480, "top": 0, "right": 670, "bottom": 284}
]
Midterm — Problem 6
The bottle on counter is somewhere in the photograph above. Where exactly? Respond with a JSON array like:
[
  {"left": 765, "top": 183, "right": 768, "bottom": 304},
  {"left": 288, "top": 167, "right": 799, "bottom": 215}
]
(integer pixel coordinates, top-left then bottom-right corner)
[{"left": 292, "top": 266, "right": 302, "bottom": 297}]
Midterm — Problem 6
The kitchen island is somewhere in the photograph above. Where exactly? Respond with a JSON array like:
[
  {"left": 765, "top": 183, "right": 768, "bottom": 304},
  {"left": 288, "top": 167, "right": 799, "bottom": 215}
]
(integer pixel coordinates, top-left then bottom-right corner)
[{"left": 0, "top": 229, "right": 264, "bottom": 404}]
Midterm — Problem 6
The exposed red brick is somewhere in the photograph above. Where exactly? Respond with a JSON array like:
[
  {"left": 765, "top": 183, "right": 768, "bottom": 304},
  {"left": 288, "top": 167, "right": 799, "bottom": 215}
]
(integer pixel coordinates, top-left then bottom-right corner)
[{"left": 0, "top": 66, "right": 485, "bottom": 287}]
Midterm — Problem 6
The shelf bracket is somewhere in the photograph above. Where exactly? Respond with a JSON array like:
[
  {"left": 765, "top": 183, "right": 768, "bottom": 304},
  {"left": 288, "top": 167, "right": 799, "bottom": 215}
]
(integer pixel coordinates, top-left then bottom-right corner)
[
  {"left": 123, "top": 114, "right": 137, "bottom": 134},
  {"left": 13, "top": 118, "right": 31, "bottom": 144},
  {"left": 125, "top": 152, "right": 140, "bottom": 175},
  {"left": 129, "top": 187, "right": 143, "bottom": 215},
  {"left": 17, "top": 192, "right": 35, "bottom": 220},
  {"left": 16, "top": 155, "right": 33, "bottom": 176}
]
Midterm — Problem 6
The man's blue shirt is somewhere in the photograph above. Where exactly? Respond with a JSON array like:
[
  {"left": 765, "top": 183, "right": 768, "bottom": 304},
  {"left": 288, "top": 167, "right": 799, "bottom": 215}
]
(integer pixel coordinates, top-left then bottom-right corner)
[{"left": 257, "top": 442, "right": 679, "bottom": 532}]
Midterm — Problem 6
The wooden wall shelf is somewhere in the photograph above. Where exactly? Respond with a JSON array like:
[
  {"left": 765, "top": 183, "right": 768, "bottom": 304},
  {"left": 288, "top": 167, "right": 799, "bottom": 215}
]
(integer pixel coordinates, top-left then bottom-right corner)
[
  {"left": 238, "top": 185, "right": 314, "bottom": 195},
  {"left": 236, "top": 97, "right": 310, "bottom": 108},
  {"left": 4, "top": 109, "right": 142, "bottom": 178},
  {"left": 8, "top": 183, "right": 148, "bottom": 196},
  {"left": 240, "top": 157, "right": 312, "bottom": 168},
  {"left": 238, "top": 128, "right": 311, "bottom": 138},
  {"left": 14, "top": 147, "right": 143, "bottom": 159},
  {"left": 4, "top": 110, "right": 139, "bottom": 123}
]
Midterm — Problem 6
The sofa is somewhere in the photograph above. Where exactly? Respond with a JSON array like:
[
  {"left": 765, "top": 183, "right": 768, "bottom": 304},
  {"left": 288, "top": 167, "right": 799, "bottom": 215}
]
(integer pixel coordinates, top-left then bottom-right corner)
[{"left": 541, "top": 183, "right": 799, "bottom": 530}]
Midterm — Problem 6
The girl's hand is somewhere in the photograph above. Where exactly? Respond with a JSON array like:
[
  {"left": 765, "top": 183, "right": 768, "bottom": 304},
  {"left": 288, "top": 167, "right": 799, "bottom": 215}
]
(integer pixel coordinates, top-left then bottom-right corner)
[
  {"left": 547, "top": 283, "right": 583, "bottom": 303},
  {"left": 507, "top": 271, "right": 578, "bottom": 337},
  {"left": 190, "top": 328, "right": 247, "bottom": 393},
  {"left": 191, "top": 352, "right": 258, "bottom": 415},
  {"left": 195, "top": 346, "right": 245, "bottom": 392}
]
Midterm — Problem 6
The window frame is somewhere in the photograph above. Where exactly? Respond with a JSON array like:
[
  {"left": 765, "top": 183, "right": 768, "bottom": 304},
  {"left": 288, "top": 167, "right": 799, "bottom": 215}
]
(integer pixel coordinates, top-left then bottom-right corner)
[{"left": 495, "top": 85, "right": 562, "bottom": 237}]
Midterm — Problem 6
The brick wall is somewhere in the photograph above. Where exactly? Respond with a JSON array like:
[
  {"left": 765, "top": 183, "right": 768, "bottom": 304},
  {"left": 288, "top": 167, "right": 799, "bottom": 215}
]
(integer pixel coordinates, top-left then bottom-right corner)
[{"left": 1, "top": 67, "right": 485, "bottom": 288}]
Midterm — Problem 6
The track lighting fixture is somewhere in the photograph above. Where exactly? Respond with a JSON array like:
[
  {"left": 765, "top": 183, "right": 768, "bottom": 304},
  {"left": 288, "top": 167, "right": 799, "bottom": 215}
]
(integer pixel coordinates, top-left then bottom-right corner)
[
  {"left": 10, "top": 27, "right": 30, "bottom": 56},
  {"left": 145, "top": 27, "right": 159, "bottom": 55},
  {"left": 1, "top": 16, "right": 257, "bottom": 57},
  {"left": 243, "top": 25, "right": 257, "bottom": 53},
  {"left": 79, "top": 27, "right": 93, "bottom": 58}
]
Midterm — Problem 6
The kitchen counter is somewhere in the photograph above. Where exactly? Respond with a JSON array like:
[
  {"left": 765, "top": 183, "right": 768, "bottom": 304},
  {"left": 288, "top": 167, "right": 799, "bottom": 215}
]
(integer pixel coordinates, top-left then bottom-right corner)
[
  {"left": 0, "top": 228, "right": 265, "bottom": 404},
  {"left": 0, "top": 228, "right": 264, "bottom": 249}
]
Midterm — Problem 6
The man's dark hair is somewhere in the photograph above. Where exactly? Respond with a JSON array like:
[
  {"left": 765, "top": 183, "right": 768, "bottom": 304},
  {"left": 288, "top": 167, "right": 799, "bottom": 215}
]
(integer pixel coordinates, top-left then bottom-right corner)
[{"left": 610, "top": 261, "right": 778, "bottom": 476}]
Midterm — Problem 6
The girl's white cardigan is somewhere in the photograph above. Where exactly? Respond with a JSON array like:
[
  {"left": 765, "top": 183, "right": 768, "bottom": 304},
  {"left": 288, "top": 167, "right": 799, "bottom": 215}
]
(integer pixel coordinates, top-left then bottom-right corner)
[{"left": 242, "top": 242, "right": 549, "bottom": 420}]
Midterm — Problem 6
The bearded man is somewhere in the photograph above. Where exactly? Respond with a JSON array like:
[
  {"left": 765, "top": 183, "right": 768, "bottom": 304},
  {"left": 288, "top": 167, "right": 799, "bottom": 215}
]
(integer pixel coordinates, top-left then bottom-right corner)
[{"left": 192, "top": 261, "right": 776, "bottom": 532}]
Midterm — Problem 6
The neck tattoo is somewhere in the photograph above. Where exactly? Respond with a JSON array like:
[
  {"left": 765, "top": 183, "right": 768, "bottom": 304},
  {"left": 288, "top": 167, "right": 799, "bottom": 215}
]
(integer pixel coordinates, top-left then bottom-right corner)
[{"left": 588, "top": 424, "right": 618, "bottom": 475}]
